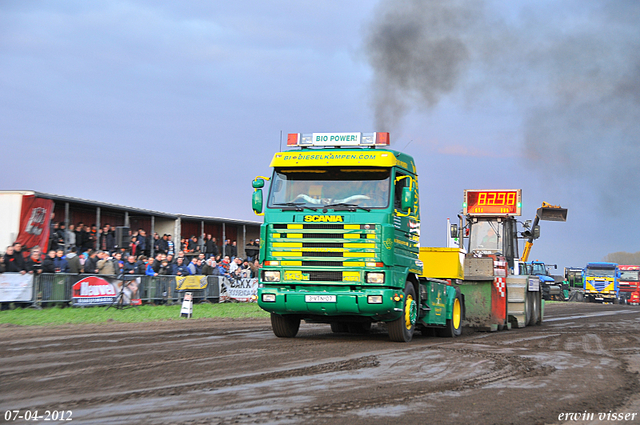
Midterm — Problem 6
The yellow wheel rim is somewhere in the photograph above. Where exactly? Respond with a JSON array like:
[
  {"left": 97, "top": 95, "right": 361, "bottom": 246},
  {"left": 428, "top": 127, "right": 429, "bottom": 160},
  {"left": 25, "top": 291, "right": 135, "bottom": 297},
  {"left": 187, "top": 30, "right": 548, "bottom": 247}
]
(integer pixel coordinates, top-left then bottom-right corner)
[
  {"left": 452, "top": 297, "right": 461, "bottom": 330},
  {"left": 405, "top": 294, "right": 417, "bottom": 330}
]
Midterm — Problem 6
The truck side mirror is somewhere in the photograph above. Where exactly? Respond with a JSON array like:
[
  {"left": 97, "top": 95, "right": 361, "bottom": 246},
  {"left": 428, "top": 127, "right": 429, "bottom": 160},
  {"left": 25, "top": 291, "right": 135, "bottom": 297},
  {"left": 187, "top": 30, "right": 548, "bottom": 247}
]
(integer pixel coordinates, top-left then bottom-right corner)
[
  {"left": 450, "top": 224, "right": 459, "bottom": 239},
  {"left": 401, "top": 186, "right": 414, "bottom": 212},
  {"left": 252, "top": 178, "right": 265, "bottom": 189},
  {"left": 252, "top": 189, "right": 263, "bottom": 214}
]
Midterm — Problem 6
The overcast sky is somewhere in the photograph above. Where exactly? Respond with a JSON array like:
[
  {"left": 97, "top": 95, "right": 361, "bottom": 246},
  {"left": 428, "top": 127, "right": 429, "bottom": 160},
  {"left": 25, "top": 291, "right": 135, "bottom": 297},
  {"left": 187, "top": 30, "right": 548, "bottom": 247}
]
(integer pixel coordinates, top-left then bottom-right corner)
[{"left": 2, "top": 0, "right": 639, "bottom": 270}]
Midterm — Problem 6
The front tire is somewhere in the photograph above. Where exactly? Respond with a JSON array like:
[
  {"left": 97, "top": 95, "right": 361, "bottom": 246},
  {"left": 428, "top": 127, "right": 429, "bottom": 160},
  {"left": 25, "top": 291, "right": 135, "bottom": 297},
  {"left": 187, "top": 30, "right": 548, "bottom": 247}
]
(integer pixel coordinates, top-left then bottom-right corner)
[
  {"left": 271, "top": 313, "right": 300, "bottom": 338},
  {"left": 388, "top": 283, "right": 417, "bottom": 342}
]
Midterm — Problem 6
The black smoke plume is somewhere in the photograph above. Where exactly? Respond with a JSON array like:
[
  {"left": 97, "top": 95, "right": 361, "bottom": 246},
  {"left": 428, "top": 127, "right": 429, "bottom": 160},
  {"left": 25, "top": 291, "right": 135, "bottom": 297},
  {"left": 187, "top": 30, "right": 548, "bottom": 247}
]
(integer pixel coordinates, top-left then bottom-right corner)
[{"left": 364, "top": 0, "right": 640, "bottom": 211}]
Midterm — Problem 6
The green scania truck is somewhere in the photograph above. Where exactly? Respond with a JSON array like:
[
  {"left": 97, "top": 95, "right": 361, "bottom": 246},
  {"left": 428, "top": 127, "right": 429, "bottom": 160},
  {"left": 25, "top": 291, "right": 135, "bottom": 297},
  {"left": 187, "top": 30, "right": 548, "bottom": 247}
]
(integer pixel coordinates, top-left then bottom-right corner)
[{"left": 251, "top": 132, "right": 462, "bottom": 342}]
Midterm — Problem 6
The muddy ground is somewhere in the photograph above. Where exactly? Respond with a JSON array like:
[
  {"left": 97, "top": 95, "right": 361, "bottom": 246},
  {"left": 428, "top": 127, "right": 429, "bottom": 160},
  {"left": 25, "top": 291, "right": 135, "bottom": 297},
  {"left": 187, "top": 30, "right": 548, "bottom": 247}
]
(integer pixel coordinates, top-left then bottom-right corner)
[{"left": 1, "top": 302, "right": 640, "bottom": 425}]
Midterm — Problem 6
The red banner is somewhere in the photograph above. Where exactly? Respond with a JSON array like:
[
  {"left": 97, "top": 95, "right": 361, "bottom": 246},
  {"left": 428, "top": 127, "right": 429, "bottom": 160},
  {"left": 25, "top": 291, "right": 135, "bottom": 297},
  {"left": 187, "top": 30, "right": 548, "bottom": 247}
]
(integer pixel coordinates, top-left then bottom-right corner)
[{"left": 15, "top": 195, "right": 53, "bottom": 253}]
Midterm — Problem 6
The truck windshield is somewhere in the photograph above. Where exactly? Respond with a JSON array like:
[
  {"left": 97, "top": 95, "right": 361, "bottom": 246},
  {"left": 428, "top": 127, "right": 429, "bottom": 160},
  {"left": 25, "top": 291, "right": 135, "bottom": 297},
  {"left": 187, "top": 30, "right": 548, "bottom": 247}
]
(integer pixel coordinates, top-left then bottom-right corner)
[
  {"left": 567, "top": 271, "right": 583, "bottom": 285},
  {"left": 469, "top": 220, "right": 502, "bottom": 252},
  {"left": 620, "top": 270, "right": 639, "bottom": 281},
  {"left": 268, "top": 167, "right": 391, "bottom": 209},
  {"left": 531, "top": 263, "right": 547, "bottom": 275},
  {"left": 585, "top": 267, "right": 616, "bottom": 278}
]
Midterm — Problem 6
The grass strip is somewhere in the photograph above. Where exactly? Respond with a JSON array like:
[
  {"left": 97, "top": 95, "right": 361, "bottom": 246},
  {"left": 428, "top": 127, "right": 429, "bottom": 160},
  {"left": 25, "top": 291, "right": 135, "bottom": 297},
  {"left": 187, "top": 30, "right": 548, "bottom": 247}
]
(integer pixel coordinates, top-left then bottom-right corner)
[{"left": 0, "top": 302, "right": 269, "bottom": 326}]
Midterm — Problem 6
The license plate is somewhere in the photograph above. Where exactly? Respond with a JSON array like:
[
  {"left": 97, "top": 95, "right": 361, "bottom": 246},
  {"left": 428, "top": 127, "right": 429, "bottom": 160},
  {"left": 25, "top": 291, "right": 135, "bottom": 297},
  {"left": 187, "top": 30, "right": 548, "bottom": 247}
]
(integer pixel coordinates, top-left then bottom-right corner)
[{"left": 305, "top": 295, "right": 336, "bottom": 303}]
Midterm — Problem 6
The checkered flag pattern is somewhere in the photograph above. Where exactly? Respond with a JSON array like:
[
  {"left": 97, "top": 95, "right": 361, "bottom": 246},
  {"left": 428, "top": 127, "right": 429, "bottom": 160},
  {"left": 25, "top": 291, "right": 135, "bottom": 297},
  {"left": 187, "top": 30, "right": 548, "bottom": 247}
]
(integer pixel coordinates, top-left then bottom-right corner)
[{"left": 495, "top": 277, "right": 506, "bottom": 298}]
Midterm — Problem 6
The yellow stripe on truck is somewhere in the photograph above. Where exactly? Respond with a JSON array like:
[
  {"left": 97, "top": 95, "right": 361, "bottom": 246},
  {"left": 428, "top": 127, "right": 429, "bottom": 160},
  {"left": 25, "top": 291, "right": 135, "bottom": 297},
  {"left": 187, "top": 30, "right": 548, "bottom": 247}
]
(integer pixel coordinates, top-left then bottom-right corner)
[
  {"left": 344, "top": 252, "right": 375, "bottom": 258},
  {"left": 272, "top": 252, "right": 302, "bottom": 257},
  {"left": 344, "top": 243, "right": 375, "bottom": 249},
  {"left": 272, "top": 242, "right": 303, "bottom": 248}
]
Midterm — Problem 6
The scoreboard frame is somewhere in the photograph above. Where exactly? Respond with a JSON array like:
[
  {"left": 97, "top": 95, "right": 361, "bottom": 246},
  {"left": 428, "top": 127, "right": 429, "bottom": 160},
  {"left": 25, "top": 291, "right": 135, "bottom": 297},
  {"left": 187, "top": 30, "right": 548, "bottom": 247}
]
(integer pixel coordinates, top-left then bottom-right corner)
[{"left": 463, "top": 189, "right": 522, "bottom": 216}]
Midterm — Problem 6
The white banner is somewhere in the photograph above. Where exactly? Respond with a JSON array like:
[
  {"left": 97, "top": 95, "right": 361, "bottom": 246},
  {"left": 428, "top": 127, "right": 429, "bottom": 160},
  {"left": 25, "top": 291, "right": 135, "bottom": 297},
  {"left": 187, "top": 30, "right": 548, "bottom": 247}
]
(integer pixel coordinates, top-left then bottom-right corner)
[
  {"left": 0, "top": 273, "right": 34, "bottom": 302},
  {"left": 219, "top": 277, "right": 258, "bottom": 302}
]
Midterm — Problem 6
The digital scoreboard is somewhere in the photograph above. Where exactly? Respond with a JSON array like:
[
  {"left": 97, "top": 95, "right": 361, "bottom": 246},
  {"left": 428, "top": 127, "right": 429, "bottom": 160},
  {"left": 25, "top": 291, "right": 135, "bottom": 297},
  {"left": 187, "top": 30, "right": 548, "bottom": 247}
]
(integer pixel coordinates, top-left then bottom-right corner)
[{"left": 463, "top": 189, "right": 522, "bottom": 216}]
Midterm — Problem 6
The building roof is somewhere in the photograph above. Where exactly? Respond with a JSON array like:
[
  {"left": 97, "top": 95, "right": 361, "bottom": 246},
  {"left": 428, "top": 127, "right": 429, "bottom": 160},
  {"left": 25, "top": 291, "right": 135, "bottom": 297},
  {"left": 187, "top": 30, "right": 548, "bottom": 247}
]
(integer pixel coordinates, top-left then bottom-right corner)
[{"left": 1, "top": 190, "right": 262, "bottom": 226}]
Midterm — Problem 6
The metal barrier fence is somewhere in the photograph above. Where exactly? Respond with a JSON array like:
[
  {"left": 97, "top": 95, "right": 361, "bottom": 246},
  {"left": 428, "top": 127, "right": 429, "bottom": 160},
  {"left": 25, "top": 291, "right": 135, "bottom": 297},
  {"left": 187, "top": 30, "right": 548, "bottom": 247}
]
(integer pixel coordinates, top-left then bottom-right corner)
[
  {"left": 1, "top": 273, "right": 259, "bottom": 308},
  {"left": 29, "top": 273, "right": 223, "bottom": 306}
]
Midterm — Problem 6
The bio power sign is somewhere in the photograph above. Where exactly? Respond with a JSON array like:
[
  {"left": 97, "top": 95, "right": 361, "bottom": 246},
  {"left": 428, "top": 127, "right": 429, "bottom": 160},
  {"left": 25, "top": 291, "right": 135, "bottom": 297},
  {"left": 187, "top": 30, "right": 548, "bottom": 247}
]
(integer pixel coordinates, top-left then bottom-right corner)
[{"left": 312, "top": 133, "right": 361, "bottom": 146}]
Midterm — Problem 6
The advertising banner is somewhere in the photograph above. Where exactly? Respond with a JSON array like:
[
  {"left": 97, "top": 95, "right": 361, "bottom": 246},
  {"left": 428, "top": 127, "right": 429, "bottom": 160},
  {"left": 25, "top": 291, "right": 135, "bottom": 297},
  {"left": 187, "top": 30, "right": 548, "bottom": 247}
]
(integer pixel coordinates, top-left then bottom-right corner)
[
  {"left": 0, "top": 273, "right": 34, "bottom": 302},
  {"left": 219, "top": 277, "right": 258, "bottom": 302},
  {"left": 15, "top": 195, "right": 53, "bottom": 252},
  {"left": 175, "top": 275, "right": 208, "bottom": 291},
  {"left": 72, "top": 276, "right": 141, "bottom": 306}
]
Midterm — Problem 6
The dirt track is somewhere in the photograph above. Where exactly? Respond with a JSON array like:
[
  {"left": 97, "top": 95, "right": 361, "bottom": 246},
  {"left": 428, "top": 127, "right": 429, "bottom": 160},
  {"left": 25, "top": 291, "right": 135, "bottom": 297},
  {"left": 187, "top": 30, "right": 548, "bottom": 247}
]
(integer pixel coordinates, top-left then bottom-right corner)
[{"left": 1, "top": 302, "right": 640, "bottom": 425}]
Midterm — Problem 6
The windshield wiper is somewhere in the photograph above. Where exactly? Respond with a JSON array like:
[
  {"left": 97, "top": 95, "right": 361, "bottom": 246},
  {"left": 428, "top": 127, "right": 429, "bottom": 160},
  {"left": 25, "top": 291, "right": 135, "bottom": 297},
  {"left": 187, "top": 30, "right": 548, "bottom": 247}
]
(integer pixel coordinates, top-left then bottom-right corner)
[
  {"left": 323, "top": 203, "right": 371, "bottom": 212},
  {"left": 272, "top": 202, "right": 317, "bottom": 211}
]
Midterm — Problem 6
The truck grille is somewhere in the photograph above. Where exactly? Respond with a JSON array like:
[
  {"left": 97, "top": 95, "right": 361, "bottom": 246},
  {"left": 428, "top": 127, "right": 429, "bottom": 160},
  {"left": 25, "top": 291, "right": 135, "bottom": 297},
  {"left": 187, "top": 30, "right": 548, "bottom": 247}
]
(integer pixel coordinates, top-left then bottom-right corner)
[
  {"left": 303, "top": 242, "right": 343, "bottom": 248},
  {"left": 588, "top": 279, "right": 611, "bottom": 292},
  {"left": 302, "top": 261, "right": 343, "bottom": 267},
  {"left": 309, "top": 271, "right": 343, "bottom": 281},
  {"left": 274, "top": 223, "right": 347, "bottom": 230},
  {"left": 268, "top": 223, "right": 380, "bottom": 282},
  {"left": 305, "top": 251, "right": 344, "bottom": 257}
]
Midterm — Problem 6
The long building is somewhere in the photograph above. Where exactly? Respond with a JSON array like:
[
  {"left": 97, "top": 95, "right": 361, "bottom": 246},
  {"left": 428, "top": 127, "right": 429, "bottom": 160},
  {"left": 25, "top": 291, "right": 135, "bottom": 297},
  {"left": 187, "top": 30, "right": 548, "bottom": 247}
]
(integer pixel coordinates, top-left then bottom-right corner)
[{"left": 0, "top": 190, "right": 261, "bottom": 258}]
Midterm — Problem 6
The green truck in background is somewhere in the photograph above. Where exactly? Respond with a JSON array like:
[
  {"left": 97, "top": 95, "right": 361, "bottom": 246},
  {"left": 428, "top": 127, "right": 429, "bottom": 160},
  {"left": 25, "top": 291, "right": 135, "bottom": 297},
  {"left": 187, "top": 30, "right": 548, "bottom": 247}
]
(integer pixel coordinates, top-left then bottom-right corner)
[{"left": 251, "top": 132, "right": 462, "bottom": 342}]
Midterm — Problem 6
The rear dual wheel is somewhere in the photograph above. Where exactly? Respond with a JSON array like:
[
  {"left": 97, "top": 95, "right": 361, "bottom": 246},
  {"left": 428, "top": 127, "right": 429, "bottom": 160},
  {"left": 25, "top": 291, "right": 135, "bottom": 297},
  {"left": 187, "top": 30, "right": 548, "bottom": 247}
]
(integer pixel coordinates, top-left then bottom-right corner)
[{"left": 437, "top": 292, "right": 463, "bottom": 337}]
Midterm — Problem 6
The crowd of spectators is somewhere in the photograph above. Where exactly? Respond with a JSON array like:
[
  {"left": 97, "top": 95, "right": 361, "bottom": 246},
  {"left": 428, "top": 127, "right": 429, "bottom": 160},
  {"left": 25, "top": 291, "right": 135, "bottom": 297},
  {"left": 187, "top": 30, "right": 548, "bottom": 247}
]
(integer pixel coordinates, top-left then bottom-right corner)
[{"left": 1, "top": 222, "right": 262, "bottom": 279}]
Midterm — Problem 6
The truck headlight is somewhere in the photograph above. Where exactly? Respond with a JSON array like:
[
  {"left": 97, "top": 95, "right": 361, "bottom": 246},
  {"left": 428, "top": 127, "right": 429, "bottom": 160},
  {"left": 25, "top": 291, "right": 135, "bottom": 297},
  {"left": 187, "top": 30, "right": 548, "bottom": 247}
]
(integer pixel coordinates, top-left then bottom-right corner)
[
  {"left": 367, "top": 295, "right": 383, "bottom": 304},
  {"left": 366, "top": 272, "right": 384, "bottom": 284},
  {"left": 262, "top": 293, "right": 276, "bottom": 302},
  {"left": 263, "top": 271, "right": 281, "bottom": 282}
]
